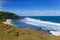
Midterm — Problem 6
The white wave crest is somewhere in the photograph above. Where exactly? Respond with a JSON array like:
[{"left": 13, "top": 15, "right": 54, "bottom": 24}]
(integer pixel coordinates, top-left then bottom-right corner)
[
  {"left": 21, "top": 17, "right": 60, "bottom": 36},
  {"left": 50, "top": 31, "right": 60, "bottom": 36}
]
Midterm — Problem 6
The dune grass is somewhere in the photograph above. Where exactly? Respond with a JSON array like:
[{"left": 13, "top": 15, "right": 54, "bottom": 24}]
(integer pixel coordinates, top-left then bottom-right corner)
[{"left": 0, "top": 23, "right": 60, "bottom": 40}]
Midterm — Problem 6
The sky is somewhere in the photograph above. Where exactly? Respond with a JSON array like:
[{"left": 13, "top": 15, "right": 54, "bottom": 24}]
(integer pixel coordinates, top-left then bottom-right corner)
[{"left": 0, "top": 0, "right": 60, "bottom": 16}]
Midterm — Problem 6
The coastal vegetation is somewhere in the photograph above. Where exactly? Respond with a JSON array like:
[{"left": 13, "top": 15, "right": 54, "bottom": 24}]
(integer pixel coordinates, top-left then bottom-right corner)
[
  {"left": 0, "top": 23, "right": 60, "bottom": 40},
  {"left": 0, "top": 11, "right": 60, "bottom": 40},
  {"left": 0, "top": 11, "right": 24, "bottom": 22}
]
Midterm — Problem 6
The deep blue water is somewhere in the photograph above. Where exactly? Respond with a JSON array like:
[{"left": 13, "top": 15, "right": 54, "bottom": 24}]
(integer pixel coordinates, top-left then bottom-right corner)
[
  {"left": 11, "top": 16, "right": 60, "bottom": 35},
  {"left": 28, "top": 16, "right": 60, "bottom": 23}
]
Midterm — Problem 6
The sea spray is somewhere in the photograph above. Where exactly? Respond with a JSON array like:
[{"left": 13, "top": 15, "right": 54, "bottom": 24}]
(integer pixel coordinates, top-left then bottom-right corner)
[{"left": 21, "top": 17, "right": 60, "bottom": 36}]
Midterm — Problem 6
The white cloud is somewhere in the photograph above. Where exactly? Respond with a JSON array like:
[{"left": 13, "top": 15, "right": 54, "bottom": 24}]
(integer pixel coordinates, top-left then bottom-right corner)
[
  {"left": 16, "top": 1, "right": 34, "bottom": 4},
  {"left": 20, "top": 10, "right": 60, "bottom": 16},
  {"left": 0, "top": 0, "right": 11, "bottom": 11},
  {"left": 27, "top": 2, "right": 34, "bottom": 4}
]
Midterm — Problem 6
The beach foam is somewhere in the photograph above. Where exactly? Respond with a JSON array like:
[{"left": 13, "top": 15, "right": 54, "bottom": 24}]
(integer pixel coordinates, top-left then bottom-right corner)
[
  {"left": 50, "top": 31, "right": 60, "bottom": 36},
  {"left": 21, "top": 17, "right": 60, "bottom": 36}
]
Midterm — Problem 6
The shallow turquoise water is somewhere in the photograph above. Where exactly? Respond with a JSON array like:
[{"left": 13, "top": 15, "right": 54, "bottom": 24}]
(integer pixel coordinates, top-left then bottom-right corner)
[{"left": 11, "top": 16, "right": 60, "bottom": 36}]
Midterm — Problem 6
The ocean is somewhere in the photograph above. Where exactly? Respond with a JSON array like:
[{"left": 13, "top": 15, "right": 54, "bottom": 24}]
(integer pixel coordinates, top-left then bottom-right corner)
[
  {"left": 11, "top": 16, "right": 60, "bottom": 36},
  {"left": 29, "top": 16, "right": 60, "bottom": 23}
]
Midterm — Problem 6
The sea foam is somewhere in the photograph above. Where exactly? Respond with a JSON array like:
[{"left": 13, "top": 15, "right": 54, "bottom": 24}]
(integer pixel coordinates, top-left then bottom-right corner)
[
  {"left": 21, "top": 17, "right": 60, "bottom": 36},
  {"left": 50, "top": 31, "right": 60, "bottom": 36}
]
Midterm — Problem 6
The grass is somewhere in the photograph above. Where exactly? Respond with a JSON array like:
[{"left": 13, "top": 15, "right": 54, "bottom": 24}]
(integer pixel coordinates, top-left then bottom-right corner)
[
  {"left": 0, "top": 23, "right": 60, "bottom": 40},
  {"left": 0, "top": 19, "right": 6, "bottom": 23}
]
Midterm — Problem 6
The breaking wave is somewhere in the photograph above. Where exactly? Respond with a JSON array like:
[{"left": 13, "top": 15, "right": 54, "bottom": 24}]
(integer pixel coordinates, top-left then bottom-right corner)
[{"left": 20, "top": 17, "right": 60, "bottom": 36}]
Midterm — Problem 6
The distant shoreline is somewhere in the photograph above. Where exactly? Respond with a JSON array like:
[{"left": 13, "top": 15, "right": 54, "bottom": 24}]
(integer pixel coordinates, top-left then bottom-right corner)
[
  {"left": 3, "top": 19, "right": 11, "bottom": 24},
  {"left": 3, "top": 19, "right": 16, "bottom": 27}
]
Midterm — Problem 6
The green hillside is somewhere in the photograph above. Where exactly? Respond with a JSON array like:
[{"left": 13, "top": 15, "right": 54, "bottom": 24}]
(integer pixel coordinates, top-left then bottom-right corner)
[{"left": 0, "top": 11, "right": 24, "bottom": 22}]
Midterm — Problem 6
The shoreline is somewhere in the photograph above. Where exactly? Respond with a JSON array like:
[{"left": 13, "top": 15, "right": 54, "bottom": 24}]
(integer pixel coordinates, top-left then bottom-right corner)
[
  {"left": 3, "top": 19, "right": 16, "bottom": 27},
  {"left": 3, "top": 19, "right": 12, "bottom": 25},
  {"left": 2, "top": 19, "right": 60, "bottom": 36}
]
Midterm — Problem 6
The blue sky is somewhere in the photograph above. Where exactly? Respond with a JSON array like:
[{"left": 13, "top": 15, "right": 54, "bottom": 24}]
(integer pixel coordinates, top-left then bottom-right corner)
[{"left": 1, "top": 0, "right": 60, "bottom": 16}]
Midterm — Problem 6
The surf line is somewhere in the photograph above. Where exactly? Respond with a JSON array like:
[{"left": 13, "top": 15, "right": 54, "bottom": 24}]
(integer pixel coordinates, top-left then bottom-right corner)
[{"left": 22, "top": 17, "right": 60, "bottom": 36}]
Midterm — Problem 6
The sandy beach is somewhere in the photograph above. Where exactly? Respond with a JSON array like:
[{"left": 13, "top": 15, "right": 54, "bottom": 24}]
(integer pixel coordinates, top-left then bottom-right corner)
[{"left": 3, "top": 19, "right": 12, "bottom": 25}]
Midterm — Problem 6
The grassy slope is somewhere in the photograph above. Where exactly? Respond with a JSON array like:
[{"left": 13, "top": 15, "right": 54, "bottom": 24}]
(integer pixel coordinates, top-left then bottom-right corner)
[
  {"left": 0, "top": 23, "right": 60, "bottom": 40},
  {"left": 0, "top": 11, "right": 24, "bottom": 21}
]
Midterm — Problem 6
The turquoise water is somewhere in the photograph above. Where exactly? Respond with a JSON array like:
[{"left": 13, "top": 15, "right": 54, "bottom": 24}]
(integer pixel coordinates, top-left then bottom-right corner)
[
  {"left": 12, "top": 19, "right": 51, "bottom": 34},
  {"left": 11, "top": 16, "right": 60, "bottom": 35}
]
